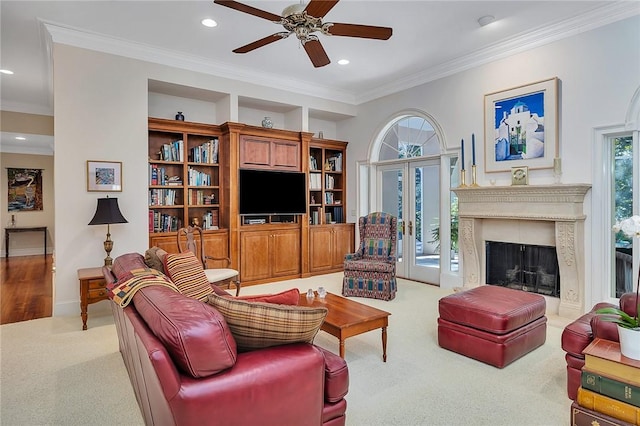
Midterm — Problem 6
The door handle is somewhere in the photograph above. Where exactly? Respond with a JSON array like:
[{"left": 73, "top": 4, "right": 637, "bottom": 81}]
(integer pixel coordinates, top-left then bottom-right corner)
[
  {"left": 409, "top": 220, "right": 413, "bottom": 236},
  {"left": 401, "top": 221, "right": 405, "bottom": 235}
]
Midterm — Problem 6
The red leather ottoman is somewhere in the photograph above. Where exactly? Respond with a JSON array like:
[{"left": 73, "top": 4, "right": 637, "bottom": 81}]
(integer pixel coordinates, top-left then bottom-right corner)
[{"left": 437, "top": 285, "right": 547, "bottom": 368}]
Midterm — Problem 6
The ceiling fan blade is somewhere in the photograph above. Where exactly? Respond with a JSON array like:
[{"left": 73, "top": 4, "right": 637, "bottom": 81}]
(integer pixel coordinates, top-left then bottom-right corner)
[
  {"left": 327, "top": 23, "right": 392, "bottom": 40},
  {"left": 214, "top": 0, "right": 282, "bottom": 22},
  {"left": 233, "top": 34, "right": 285, "bottom": 54},
  {"left": 304, "top": 0, "right": 339, "bottom": 18},
  {"left": 303, "top": 39, "right": 331, "bottom": 68}
]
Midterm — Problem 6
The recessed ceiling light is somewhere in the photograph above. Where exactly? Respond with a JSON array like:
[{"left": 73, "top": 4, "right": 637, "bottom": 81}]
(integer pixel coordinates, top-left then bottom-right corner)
[
  {"left": 15, "top": 136, "right": 26, "bottom": 140},
  {"left": 337, "top": 59, "right": 349, "bottom": 65},
  {"left": 201, "top": 18, "right": 217, "bottom": 28},
  {"left": 0, "top": 69, "right": 14, "bottom": 75},
  {"left": 478, "top": 15, "right": 496, "bottom": 27}
]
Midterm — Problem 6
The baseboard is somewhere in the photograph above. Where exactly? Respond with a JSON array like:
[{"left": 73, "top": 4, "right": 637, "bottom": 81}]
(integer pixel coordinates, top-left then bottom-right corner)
[{"left": 2, "top": 248, "right": 52, "bottom": 257}]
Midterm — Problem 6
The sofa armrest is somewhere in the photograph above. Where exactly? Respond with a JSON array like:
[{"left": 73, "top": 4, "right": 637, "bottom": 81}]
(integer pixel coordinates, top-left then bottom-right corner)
[
  {"left": 344, "top": 252, "right": 362, "bottom": 261},
  {"left": 317, "top": 346, "right": 349, "bottom": 403},
  {"left": 591, "top": 315, "right": 620, "bottom": 342}
]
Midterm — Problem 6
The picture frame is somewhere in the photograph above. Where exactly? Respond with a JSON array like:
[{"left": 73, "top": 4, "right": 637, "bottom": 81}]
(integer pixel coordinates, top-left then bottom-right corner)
[
  {"left": 87, "top": 160, "right": 122, "bottom": 192},
  {"left": 484, "top": 77, "right": 558, "bottom": 173}
]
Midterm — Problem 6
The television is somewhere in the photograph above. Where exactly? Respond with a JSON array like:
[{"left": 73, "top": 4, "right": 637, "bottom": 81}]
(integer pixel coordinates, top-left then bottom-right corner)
[{"left": 239, "top": 169, "right": 306, "bottom": 215}]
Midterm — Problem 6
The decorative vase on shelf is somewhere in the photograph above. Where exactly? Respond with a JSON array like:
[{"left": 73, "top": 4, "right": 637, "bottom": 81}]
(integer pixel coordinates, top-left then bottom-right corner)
[
  {"left": 261, "top": 117, "right": 273, "bottom": 129},
  {"left": 618, "top": 325, "right": 640, "bottom": 360},
  {"left": 175, "top": 111, "right": 184, "bottom": 121}
]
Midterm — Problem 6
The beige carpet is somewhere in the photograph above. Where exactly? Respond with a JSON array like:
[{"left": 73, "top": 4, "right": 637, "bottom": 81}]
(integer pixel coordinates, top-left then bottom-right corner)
[{"left": 1, "top": 273, "right": 573, "bottom": 425}]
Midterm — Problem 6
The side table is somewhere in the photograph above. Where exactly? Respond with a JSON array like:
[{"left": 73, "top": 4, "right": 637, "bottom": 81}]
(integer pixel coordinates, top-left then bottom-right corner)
[{"left": 78, "top": 267, "right": 109, "bottom": 330}]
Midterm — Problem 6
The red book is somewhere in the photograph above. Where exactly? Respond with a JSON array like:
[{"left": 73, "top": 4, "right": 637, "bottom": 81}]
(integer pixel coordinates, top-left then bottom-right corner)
[{"left": 571, "top": 401, "right": 634, "bottom": 426}]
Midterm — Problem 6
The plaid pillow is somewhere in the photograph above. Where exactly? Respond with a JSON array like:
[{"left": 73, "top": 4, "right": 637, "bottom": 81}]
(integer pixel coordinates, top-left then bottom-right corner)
[
  {"left": 207, "top": 293, "right": 327, "bottom": 352},
  {"left": 164, "top": 251, "right": 212, "bottom": 301}
]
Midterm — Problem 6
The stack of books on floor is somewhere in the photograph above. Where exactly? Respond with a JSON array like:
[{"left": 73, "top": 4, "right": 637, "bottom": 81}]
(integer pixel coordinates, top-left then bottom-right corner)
[{"left": 572, "top": 338, "right": 640, "bottom": 426}]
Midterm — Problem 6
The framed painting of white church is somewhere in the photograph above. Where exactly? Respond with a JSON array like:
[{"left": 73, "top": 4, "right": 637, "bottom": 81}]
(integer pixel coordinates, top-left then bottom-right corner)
[{"left": 484, "top": 77, "right": 558, "bottom": 172}]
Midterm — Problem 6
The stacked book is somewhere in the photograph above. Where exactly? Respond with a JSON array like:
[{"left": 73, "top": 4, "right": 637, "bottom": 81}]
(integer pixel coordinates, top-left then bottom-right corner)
[{"left": 572, "top": 338, "right": 640, "bottom": 425}]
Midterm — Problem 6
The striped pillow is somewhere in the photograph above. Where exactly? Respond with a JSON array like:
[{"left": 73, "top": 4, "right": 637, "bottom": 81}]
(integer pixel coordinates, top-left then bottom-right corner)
[
  {"left": 207, "top": 293, "right": 327, "bottom": 352},
  {"left": 164, "top": 252, "right": 212, "bottom": 301}
]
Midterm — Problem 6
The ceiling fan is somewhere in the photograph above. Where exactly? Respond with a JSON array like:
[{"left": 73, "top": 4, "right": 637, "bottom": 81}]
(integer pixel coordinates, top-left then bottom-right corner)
[{"left": 213, "top": 0, "right": 393, "bottom": 68}]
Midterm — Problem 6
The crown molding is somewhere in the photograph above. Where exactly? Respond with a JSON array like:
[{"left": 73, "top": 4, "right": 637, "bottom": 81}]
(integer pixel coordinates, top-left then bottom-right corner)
[
  {"left": 41, "top": 20, "right": 356, "bottom": 105},
  {"left": 355, "top": 2, "right": 640, "bottom": 104},
  {"left": 1, "top": 132, "right": 54, "bottom": 155}
]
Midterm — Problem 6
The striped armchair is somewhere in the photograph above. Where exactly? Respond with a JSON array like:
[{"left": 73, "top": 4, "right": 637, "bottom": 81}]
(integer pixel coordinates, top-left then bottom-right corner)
[{"left": 342, "top": 212, "right": 397, "bottom": 301}]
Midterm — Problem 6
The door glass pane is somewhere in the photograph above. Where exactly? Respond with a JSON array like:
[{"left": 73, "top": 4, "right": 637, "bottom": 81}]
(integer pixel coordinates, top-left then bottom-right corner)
[
  {"left": 450, "top": 157, "right": 460, "bottom": 272},
  {"left": 381, "top": 169, "right": 403, "bottom": 262},
  {"left": 613, "top": 136, "right": 634, "bottom": 298},
  {"left": 417, "top": 164, "right": 439, "bottom": 269}
]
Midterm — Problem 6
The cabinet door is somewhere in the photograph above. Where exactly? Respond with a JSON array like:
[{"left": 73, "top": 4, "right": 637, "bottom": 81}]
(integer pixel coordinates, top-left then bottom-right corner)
[
  {"left": 240, "top": 136, "right": 271, "bottom": 168},
  {"left": 272, "top": 140, "right": 300, "bottom": 171},
  {"left": 271, "top": 230, "right": 300, "bottom": 277},
  {"left": 149, "top": 234, "right": 180, "bottom": 254},
  {"left": 332, "top": 225, "right": 355, "bottom": 268},
  {"left": 309, "top": 227, "right": 334, "bottom": 272},
  {"left": 202, "top": 231, "right": 230, "bottom": 269},
  {"left": 240, "top": 231, "right": 271, "bottom": 282}
]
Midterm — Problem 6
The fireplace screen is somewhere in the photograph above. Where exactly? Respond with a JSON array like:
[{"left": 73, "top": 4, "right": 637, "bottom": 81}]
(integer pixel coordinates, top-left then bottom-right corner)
[{"left": 485, "top": 241, "right": 560, "bottom": 297}]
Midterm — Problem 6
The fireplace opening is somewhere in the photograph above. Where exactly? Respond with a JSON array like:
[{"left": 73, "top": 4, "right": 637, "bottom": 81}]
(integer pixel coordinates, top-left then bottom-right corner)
[{"left": 485, "top": 241, "right": 560, "bottom": 298}]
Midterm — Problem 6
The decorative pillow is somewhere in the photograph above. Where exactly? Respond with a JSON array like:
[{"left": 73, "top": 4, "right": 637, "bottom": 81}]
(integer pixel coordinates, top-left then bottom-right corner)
[
  {"left": 233, "top": 288, "right": 300, "bottom": 305},
  {"left": 144, "top": 247, "right": 168, "bottom": 273},
  {"left": 207, "top": 293, "right": 327, "bottom": 352},
  {"left": 134, "top": 285, "right": 237, "bottom": 378},
  {"left": 164, "top": 251, "right": 212, "bottom": 301}
]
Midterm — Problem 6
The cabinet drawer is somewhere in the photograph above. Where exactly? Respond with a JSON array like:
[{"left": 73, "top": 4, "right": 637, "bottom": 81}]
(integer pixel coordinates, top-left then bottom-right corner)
[
  {"left": 87, "top": 278, "right": 106, "bottom": 290},
  {"left": 88, "top": 288, "right": 108, "bottom": 301}
]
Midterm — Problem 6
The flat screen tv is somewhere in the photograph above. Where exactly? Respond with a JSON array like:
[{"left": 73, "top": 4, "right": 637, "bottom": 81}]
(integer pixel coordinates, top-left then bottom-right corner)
[{"left": 239, "top": 169, "right": 306, "bottom": 215}]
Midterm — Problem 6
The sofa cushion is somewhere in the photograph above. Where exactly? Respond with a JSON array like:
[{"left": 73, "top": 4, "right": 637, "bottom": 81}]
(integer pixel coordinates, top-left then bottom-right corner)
[
  {"left": 233, "top": 288, "right": 300, "bottom": 305},
  {"left": 207, "top": 293, "right": 327, "bottom": 352},
  {"left": 144, "top": 246, "right": 168, "bottom": 273},
  {"left": 164, "top": 251, "right": 212, "bottom": 301},
  {"left": 133, "top": 285, "right": 237, "bottom": 378}
]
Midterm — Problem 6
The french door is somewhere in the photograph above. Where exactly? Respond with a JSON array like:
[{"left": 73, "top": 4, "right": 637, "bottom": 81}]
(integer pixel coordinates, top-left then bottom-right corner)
[{"left": 377, "top": 158, "right": 440, "bottom": 284}]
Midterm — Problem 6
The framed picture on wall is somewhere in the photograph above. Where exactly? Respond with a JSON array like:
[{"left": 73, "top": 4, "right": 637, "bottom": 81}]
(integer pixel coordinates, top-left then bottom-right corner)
[
  {"left": 484, "top": 77, "right": 559, "bottom": 172},
  {"left": 87, "top": 160, "right": 122, "bottom": 192}
]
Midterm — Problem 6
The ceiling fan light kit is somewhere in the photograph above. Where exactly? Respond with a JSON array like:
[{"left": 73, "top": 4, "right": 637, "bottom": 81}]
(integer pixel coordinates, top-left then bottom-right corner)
[{"left": 214, "top": 0, "right": 392, "bottom": 68}]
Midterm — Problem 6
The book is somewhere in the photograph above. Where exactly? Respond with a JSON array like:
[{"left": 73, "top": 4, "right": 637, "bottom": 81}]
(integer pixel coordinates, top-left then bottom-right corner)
[
  {"left": 583, "top": 338, "right": 640, "bottom": 386},
  {"left": 582, "top": 369, "right": 640, "bottom": 407},
  {"left": 571, "top": 401, "right": 634, "bottom": 426},
  {"left": 577, "top": 387, "right": 640, "bottom": 425}
]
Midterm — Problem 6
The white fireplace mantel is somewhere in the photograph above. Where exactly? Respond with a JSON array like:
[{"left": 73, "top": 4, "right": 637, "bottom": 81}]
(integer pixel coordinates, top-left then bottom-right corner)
[{"left": 453, "top": 184, "right": 591, "bottom": 319}]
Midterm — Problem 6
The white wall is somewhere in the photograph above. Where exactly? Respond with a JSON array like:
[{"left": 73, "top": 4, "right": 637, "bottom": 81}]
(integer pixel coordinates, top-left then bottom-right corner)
[{"left": 337, "top": 15, "right": 640, "bottom": 306}]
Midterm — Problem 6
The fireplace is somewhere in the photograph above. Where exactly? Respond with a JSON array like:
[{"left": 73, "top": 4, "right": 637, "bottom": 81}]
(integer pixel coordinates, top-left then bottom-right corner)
[
  {"left": 485, "top": 241, "right": 560, "bottom": 297},
  {"left": 453, "top": 184, "right": 591, "bottom": 319}
]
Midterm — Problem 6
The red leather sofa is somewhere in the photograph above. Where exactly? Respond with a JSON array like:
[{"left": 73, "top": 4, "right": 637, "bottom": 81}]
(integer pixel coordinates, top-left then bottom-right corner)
[
  {"left": 103, "top": 253, "right": 349, "bottom": 426},
  {"left": 560, "top": 292, "right": 636, "bottom": 400}
]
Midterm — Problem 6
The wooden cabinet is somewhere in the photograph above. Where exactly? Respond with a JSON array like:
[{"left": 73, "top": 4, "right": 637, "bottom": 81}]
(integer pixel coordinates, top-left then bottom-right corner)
[
  {"left": 149, "top": 229, "right": 230, "bottom": 268},
  {"left": 239, "top": 135, "right": 300, "bottom": 171},
  {"left": 78, "top": 267, "right": 108, "bottom": 330},
  {"left": 148, "top": 118, "right": 224, "bottom": 236},
  {"left": 308, "top": 138, "right": 347, "bottom": 225},
  {"left": 309, "top": 224, "right": 355, "bottom": 273},
  {"left": 240, "top": 226, "right": 301, "bottom": 283}
]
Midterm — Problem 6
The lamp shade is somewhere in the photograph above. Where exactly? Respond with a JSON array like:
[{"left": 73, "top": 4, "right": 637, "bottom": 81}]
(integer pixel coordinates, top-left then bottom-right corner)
[{"left": 88, "top": 197, "right": 128, "bottom": 225}]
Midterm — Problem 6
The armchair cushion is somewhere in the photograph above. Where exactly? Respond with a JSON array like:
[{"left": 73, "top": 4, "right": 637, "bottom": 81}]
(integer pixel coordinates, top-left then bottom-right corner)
[
  {"left": 343, "top": 259, "right": 395, "bottom": 273},
  {"left": 133, "top": 285, "right": 237, "bottom": 378},
  {"left": 207, "top": 293, "right": 327, "bottom": 352},
  {"left": 164, "top": 251, "right": 213, "bottom": 301},
  {"left": 363, "top": 237, "right": 392, "bottom": 259}
]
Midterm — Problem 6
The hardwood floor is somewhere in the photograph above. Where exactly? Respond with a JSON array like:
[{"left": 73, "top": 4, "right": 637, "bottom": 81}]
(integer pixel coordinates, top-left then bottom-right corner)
[{"left": 0, "top": 254, "right": 53, "bottom": 324}]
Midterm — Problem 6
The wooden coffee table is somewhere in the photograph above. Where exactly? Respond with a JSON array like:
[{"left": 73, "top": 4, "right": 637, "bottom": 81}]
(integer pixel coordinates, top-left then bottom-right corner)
[{"left": 299, "top": 292, "right": 391, "bottom": 362}]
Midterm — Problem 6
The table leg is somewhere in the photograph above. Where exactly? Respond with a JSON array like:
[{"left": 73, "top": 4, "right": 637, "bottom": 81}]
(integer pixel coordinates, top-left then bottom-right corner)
[
  {"left": 339, "top": 339, "right": 345, "bottom": 359},
  {"left": 382, "top": 326, "right": 387, "bottom": 362},
  {"left": 5, "top": 230, "right": 8, "bottom": 258},
  {"left": 43, "top": 229, "right": 46, "bottom": 257}
]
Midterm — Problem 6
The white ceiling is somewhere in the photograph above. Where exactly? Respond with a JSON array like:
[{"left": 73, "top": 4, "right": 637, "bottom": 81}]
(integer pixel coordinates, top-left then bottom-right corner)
[{"left": 1, "top": 1, "right": 639, "bottom": 117}]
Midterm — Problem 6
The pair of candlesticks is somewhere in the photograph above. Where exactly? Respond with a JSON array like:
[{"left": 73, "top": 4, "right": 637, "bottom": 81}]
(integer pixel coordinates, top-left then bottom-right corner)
[{"left": 458, "top": 165, "right": 479, "bottom": 188}]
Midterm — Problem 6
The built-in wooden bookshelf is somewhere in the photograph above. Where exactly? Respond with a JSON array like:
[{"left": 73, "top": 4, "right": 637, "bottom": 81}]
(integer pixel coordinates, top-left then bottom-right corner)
[
  {"left": 309, "top": 138, "right": 347, "bottom": 226},
  {"left": 148, "top": 118, "right": 227, "bottom": 255}
]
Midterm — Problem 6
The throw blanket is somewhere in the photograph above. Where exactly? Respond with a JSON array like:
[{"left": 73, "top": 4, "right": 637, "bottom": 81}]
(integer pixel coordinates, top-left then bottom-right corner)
[{"left": 112, "top": 268, "right": 179, "bottom": 307}]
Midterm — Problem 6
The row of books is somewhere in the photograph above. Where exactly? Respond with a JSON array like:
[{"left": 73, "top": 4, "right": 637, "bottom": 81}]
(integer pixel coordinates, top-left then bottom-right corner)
[
  {"left": 189, "top": 139, "right": 218, "bottom": 164},
  {"left": 327, "top": 153, "right": 342, "bottom": 171},
  {"left": 149, "top": 211, "right": 181, "bottom": 233},
  {"left": 160, "top": 140, "right": 184, "bottom": 162},
  {"left": 309, "top": 207, "right": 344, "bottom": 225},
  {"left": 149, "top": 164, "right": 182, "bottom": 186},
  {"left": 187, "top": 167, "right": 212, "bottom": 186},
  {"left": 325, "top": 174, "right": 336, "bottom": 189},
  {"left": 309, "top": 155, "right": 319, "bottom": 171},
  {"left": 572, "top": 338, "right": 640, "bottom": 425},
  {"left": 187, "top": 189, "right": 216, "bottom": 206},
  {"left": 149, "top": 189, "right": 179, "bottom": 206},
  {"left": 324, "top": 192, "right": 341, "bottom": 205},
  {"left": 309, "top": 173, "right": 322, "bottom": 190},
  {"left": 201, "top": 210, "right": 219, "bottom": 230}
]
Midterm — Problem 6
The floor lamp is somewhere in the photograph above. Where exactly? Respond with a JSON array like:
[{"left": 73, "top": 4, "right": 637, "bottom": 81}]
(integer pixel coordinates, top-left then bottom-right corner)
[{"left": 88, "top": 197, "right": 128, "bottom": 266}]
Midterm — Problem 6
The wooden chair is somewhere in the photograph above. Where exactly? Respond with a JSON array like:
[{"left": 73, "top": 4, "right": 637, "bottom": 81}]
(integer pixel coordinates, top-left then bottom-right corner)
[{"left": 177, "top": 225, "right": 241, "bottom": 296}]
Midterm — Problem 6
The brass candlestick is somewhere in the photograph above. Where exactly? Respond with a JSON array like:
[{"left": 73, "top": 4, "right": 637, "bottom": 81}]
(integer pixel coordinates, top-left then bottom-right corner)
[
  {"left": 458, "top": 169, "right": 467, "bottom": 188},
  {"left": 470, "top": 165, "right": 480, "bottom": 187}
]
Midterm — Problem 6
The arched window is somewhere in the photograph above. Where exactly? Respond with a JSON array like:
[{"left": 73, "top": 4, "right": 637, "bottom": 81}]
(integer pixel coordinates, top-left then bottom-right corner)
[{"left": 378, "top": 116, "right": 441, "bottom": 161}]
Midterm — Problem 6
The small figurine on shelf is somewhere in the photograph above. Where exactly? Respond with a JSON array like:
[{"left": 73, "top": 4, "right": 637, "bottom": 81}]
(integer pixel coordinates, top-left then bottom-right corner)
[
  {"left": 175, "top": 111, "right": 185, "bottom": 121},
  {"left": 191, "top": 217, "right": 199, "bottom": 227},
  {"left": 261, "top": 116, "right": 273, "bottom": 128},
  {"left": 311, "top": 195, "right": 316, "bottom": 204}
]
